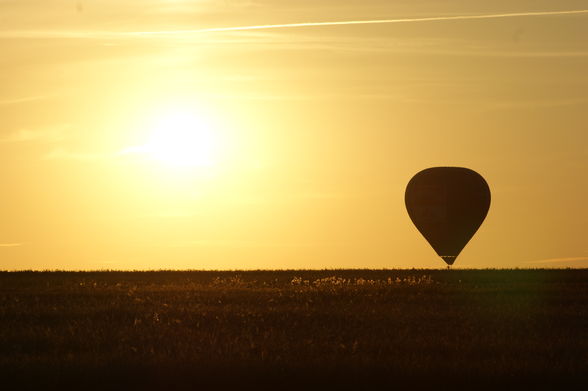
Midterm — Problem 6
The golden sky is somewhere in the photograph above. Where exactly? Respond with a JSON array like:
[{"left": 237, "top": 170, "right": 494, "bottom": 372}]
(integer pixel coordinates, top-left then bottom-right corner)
[{"left": 1, "top": 1, "right": 587, "bottom": 270}]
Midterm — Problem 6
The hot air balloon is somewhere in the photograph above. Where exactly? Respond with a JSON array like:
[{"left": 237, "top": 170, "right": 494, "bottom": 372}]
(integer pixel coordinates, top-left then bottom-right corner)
[{"left": 405, "top": 167, "right": 490, "bottom": 267}]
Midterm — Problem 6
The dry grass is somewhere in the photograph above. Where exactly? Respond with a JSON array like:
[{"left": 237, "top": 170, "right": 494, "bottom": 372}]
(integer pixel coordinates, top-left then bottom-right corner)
[{"left": 1, "top": 269, "right": 587, "bottom": 389}]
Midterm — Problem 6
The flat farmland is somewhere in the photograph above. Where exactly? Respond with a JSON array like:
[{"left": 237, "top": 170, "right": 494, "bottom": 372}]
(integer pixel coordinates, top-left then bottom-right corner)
[{"left": 1, "top": 269, "right": 587, "bottom": 389}]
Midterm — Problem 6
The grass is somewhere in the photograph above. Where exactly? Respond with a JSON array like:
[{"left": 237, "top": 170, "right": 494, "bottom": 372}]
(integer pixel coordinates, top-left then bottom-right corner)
[{"left": 1, "top": 269, "right": 587, "bottom": 389}]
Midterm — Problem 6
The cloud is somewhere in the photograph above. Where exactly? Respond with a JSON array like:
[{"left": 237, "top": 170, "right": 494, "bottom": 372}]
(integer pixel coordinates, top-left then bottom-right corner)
[
  {"left": 482, "top": 98, "right": 588, "bottom": 111},
  {"left": 3, "top": 10, "right": 587, "bottom": 60},
  {"left": 293, "top": 191, "right": 371, "bottom": 200},
  {"left": 43, "top": 148, "right": 110, "bottom": 161},
  {"left": 165, "top": 240, "right": 348, "bottom": 248},
  {"left": 0, "top": 243, "right": 23, "bottom": 248},
  {"left": 156, "top": 9, "right": 588, "bottom": 35},
  {"left": 525, "top": 257, "right": 588, "bottom": 265},
  {"left": 1, "top": 9, "right": 587, "bottom": 39},
  {"left": 0, "top": 95, "right": 53, "bottom": 106},
  {"left": 166, "top": 240, "right": 315, "bottom": 248},
  {"left": 0, "top": 124, "right": 70, "bottom": 143}
]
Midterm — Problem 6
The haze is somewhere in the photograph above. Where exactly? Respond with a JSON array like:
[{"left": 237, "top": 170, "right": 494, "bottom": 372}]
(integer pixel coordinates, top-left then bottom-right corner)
[{"left": 1, "top": 0, "right": 587, "bottom": 270}]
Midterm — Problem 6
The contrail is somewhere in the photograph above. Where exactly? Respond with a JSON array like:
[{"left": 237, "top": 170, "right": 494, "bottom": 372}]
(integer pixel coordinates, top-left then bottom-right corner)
[
  {"left": 132, "top": 9, "right": 588, "bottom": 36},
  {"left": 1, "top": 9, "right": 587, "bottom": 39}
]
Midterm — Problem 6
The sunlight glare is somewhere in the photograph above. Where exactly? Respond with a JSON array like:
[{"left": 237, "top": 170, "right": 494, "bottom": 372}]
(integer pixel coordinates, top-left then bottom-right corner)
[{"left": 127, "top": 108, "right": 223, "bottom": 169}]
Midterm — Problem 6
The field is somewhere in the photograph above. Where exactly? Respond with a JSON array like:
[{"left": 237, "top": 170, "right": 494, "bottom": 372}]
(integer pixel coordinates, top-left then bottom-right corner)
[{"left": 1, "top": 269, "right": 587, "bottom": 389}]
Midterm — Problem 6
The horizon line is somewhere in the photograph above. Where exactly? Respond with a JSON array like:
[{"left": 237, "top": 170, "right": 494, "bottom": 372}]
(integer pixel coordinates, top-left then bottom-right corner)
[{"left": 2, "top": 267, "right": 588, "bottom": 272}]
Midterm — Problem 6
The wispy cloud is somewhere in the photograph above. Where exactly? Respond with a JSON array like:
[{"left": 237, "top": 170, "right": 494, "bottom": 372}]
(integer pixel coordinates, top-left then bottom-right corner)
[
  {"left": 165, "top": 240, "right": 348, "bottom": 248},
  {"left": 143, "top": 9, "right": 588, "bottom": 35},
  {"left": 525, "top": 257, "right": 588, "bottom": 265},
  {"left": 43, "top": 148, "right": 110, "bottom": 161},
  {"left": 1, "top": 9, "right": 587, "bottom": 39},
  {"left": 0, "top": 95, "right": 53, "bottom": 106},
  {"left": 295, "top": 192, "right": 357, "bottom": 200},
  {"left": 483, "top": 98, "right": 588, "bottom": 111},
  {"left": 0, "top": 243, "right": 23, "bottom": 248},
  {"left": 0, "top": 124, "right": 70, "bottom": 143}
]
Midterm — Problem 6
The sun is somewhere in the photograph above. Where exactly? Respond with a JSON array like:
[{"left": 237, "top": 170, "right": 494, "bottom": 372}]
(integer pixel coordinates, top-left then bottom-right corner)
[
  {"left": 147, "top": 110, "right": 219, "bottom": 168},
  {"left": 127, "top": 108, "right": 223, "bottom": 169}
]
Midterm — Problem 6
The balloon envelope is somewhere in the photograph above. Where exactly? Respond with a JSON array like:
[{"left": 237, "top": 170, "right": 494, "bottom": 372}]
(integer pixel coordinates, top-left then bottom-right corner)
[{"left": 405, "top": 167, "right": 491, "bottom": 266}]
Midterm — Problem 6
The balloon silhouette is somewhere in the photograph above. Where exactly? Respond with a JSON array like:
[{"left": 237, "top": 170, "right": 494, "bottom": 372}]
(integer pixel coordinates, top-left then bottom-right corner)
[{"left": 405, "top": 167, "right": 490, "bottom": 266}]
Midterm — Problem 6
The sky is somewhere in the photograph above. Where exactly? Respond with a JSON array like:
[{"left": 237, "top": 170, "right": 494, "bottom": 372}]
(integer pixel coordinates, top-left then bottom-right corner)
[{"left": 1, "top": 0, "right": 587, "bottom": 270}]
